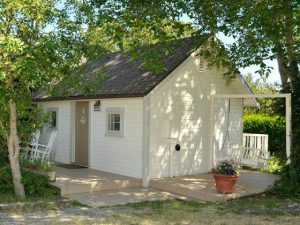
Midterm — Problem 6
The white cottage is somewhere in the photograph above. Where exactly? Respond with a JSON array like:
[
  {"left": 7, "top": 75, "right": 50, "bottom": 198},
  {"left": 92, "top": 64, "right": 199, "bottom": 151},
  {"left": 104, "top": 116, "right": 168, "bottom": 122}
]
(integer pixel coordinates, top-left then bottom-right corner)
[{"left": 36, "top": 38, "right": 253, "bottom": 186}]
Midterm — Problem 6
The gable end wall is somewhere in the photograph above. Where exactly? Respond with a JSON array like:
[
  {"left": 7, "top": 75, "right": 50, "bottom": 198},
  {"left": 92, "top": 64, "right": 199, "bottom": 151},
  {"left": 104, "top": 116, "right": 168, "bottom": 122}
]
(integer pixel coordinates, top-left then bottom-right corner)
[{"left": 148, "top": 54, "right": 245, "bottom": 178}]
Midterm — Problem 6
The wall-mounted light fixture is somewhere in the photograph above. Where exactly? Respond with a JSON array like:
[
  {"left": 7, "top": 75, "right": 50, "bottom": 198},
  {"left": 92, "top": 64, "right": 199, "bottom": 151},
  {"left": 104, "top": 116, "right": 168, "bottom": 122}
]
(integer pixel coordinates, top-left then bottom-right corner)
[{"left": 94, "top": 100, "right": 101, "bottom": 111}]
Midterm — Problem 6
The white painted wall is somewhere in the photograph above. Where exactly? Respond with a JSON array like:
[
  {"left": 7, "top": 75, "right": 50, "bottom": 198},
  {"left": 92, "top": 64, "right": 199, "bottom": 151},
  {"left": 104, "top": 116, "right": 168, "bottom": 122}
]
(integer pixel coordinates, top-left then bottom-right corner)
[
  {"left": 213, "top": 98, "right": 243, "bottom": 164},
  {"left": 40, "top": 98, "right": 143, "bottom": 178},
  {"left": 148, "top": 54, "right": 247, "bottom": 178},
  {"left": 90, "top": 98, "right": 143, "bottom": 178},
  {"left": 39, "top": 101, "right": 71, "bottom": 164}
]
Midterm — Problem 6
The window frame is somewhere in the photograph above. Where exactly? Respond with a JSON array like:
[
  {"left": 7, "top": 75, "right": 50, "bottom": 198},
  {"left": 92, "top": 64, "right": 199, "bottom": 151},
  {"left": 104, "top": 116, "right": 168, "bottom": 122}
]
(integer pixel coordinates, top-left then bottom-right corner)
[
  {"left": 46, "top": 107, "right": 59, "bottom": 130},
  {"left": 105, "top": 107, "right": 124, "bottom": 137}
]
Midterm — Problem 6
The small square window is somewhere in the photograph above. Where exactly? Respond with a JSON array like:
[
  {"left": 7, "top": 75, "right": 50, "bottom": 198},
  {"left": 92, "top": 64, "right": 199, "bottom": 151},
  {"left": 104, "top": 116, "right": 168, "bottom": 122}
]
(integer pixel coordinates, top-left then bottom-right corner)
[
  {"left": 106, "top": 108, "right": 124, "bottom": 137},
  {"left": 47, "top": 107, "right": 59, "bottom": 129},
  {"left": 107, "top": 113, "right": 121, "bottom": 132}
]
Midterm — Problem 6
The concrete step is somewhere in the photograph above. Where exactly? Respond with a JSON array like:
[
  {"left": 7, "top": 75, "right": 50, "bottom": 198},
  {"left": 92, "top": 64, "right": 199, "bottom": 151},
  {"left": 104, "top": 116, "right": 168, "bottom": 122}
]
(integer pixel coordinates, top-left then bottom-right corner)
[
  {"left": 52, "top": 179, "right": 141, "bottom": 195},
  {"left": 51, "top": 167, "right": 142, "bottom": 195},
  {"left": 64, "top": 187, "right": 180, "bottom": 207}
]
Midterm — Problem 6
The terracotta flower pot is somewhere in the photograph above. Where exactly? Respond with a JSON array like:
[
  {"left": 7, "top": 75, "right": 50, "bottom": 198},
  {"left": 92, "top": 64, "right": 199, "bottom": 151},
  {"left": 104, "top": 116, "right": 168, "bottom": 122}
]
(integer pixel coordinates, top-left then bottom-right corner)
[{"left": 213, "top": 173, "right": 239, "bottom": 194}]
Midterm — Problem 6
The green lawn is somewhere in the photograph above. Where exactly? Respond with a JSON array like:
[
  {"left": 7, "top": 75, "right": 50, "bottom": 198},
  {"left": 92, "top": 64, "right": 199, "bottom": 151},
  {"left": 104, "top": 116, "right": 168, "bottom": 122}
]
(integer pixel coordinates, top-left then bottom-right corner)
[{"left": 1, "top": 194, "right": 299, "bottom": 225}]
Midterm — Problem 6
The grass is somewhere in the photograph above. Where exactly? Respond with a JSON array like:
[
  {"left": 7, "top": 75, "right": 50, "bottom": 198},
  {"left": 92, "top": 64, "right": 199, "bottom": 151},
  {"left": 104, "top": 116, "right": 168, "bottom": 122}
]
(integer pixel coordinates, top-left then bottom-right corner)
[
  {"left": 0, "top": 193, "right": 85, "bottom": 215},
  {"left": 105, "top": 195, "right": 300, "bottom": 225},
  {"left": 1, "top": 193, "right": 299, "bottom": 224},
  {"left": 0, "top": 193, "right": 62, "bottom": 204}
]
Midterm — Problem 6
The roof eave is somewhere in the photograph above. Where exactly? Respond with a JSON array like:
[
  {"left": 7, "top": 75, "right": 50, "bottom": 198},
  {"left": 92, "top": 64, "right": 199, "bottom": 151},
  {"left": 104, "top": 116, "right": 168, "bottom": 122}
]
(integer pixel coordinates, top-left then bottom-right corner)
[{"left": 35, "top": 93, "right": 144, "bottom": 102}]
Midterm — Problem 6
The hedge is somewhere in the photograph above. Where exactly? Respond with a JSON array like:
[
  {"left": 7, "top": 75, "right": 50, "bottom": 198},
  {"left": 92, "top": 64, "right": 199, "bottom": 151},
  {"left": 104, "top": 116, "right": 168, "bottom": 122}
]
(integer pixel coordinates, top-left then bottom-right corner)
[{"left": 243, "top": 114, "right": 286, "bottom": 157}]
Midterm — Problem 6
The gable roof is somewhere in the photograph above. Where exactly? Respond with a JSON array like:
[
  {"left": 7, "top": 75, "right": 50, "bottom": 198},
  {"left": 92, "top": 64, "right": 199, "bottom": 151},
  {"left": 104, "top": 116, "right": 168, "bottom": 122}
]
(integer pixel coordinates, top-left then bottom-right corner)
[{"left": 35, "top": 37, "right": 207, "bottom": 101}]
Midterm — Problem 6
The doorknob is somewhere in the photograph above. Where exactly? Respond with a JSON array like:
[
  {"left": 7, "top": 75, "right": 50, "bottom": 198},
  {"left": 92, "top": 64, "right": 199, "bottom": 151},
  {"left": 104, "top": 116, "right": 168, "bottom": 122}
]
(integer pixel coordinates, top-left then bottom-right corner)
[{"left": 175, "top": 144, "right": 180, "bottom": 151}]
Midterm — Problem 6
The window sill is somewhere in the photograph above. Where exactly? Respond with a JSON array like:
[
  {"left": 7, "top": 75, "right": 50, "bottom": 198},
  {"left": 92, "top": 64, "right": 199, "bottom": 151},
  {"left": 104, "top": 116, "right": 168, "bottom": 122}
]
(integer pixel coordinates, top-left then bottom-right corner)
[{"left": 105, "top": 132, "right": 124, "bottom": 137}]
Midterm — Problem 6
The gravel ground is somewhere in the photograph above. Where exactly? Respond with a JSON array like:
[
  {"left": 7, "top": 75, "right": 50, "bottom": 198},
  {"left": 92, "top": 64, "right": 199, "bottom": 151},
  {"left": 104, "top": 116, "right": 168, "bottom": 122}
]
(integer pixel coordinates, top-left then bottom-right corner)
[
  {"left": 0, "top": 199, "right": 299, "bottom": 225},
  {"left": 0, "top": 206, "right": 120, "bottom": 225}
]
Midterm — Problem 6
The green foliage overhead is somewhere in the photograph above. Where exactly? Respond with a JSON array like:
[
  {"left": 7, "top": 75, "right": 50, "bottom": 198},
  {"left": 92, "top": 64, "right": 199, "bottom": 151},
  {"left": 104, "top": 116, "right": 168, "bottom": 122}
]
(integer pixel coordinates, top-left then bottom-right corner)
[
  {"left": 243, "top": 114, "right": 286, "bottom": 156},
  {"left": 243, "top": 73, "right": 284, "bottom": 116},
  {"left": 243, "top": 73, "right": 279, "bottom": 95},
  {"left": 183, "top": 0, "right": 300, "bottom": 85},
  {"left": 79, "top": 0, "right": 299, "bottom": 86},
  {"left": 0, "top": 0, "right": 84, "bottom": 141}
]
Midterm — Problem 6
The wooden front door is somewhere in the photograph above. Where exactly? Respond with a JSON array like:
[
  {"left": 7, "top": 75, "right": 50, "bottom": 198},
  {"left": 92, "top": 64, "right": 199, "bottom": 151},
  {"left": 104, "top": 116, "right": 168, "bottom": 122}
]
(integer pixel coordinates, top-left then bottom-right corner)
[{"left": 75, "top": 101, "right": 89, "bottom": 166}]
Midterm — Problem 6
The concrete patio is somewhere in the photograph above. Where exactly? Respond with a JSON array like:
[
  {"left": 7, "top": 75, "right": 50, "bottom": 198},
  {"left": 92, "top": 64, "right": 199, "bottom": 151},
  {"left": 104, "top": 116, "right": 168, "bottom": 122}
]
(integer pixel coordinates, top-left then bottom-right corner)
[
  {"left": 51, "top": 167, "right": 279, "bottom": 206},
  {"left": 52, "top": 166, "right": 141, "bottom": 195},
  {"left": 150, "top": 170, "right": 279, "bottom": 201}
]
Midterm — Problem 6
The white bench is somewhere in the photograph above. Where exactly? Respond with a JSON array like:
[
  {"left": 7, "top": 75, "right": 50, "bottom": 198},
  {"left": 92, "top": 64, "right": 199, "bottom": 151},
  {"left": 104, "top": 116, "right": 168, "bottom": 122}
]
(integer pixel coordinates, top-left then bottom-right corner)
[{"left": 241, "top": 133, "right": 270, "bottom": 169}]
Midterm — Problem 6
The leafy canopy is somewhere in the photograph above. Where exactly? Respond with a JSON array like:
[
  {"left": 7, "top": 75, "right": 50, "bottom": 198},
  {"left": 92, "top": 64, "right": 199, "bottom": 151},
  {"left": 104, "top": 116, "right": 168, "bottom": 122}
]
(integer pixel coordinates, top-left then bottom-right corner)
[{"left": 0, "top": 0, "right": 94, "bottom": 140}]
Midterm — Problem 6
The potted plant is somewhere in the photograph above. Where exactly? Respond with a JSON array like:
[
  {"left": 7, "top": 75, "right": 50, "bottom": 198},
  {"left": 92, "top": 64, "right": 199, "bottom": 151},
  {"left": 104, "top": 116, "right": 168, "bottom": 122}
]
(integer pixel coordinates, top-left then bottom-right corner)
[
  {"left": 212, "top": 159, "right": 240, "bottom": 194},
  {"left": 41, "top": 161, "right": 56, "bottom": 182},
  {"left": 21, "top": 158, "right": 56, "bottom": 181}
]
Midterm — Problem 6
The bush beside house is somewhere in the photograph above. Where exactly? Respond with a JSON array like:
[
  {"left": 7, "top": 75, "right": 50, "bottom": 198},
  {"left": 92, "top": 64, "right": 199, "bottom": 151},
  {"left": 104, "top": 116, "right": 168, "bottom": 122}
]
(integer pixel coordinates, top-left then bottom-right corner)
[
  {"left": 0, "top": 142, "right": 60, "bottom": 200},
  {"left": 244, "top": 114, "right": 286, "bottom": 157},
  {"left": 0, "top": 165, "right": 60, "bottom": 199}
]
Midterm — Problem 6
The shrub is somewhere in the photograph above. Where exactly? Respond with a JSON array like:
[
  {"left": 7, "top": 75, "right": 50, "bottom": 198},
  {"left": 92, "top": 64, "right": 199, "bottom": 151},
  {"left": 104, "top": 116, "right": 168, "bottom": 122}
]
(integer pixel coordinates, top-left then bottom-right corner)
[
  {"left": 0, "top": 166, "right": 14, "bottom": 193},
  {"left": 267, "top": 156, "right": 284, "bottom": 174},
  {"left": 22, "top": 170, "right": 60, "bottom": 196},
  {"left": 20, "top": 158, "right": 55, "bottom": 172},
  {"left": 243, "top": 114, "right": 286, "bottom": 157},
  {"left": 0, "top": 153, "right": 9, "bottom": 167},
  {"left": 0, "top": 135, "right": 8, "bottom": 167},
  {"left": 0, "top": 166, "right": 60, "bottom": 197},
  {"left": 269, "top": 163, "right": 300, "bottom": 198}
]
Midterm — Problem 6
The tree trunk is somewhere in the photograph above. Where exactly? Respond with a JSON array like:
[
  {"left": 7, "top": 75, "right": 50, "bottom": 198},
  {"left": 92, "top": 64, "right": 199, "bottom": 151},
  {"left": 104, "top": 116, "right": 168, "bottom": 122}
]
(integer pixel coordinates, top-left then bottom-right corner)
[
  {"left": 276, "top": 0, "right": 299, "bottom": 90},
  {"left": 276, "top": 54, "right": 289, "bottom": 89},
  {"left": 7, "top": 99, "right": 25, "bottom": 198},
  {"left": 284, "top": 0, "right": 298, "bottom": 82}
]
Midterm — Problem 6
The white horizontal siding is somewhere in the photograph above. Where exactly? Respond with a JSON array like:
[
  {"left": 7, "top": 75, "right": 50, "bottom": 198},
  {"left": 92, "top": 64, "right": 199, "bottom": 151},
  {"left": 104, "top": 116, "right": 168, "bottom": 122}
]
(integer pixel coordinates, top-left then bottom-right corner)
[
  {"left": 213, "top": 98, "right": 243, "bottom": 163},
  {"left": 148, "top": 54, "right": 246, "bottom": 178},
  {"left": 90, "top": 98, "right": 143, "bottom": 178},
  {"left": 39, "top": 101, "right": 71, "bottom": 164}
]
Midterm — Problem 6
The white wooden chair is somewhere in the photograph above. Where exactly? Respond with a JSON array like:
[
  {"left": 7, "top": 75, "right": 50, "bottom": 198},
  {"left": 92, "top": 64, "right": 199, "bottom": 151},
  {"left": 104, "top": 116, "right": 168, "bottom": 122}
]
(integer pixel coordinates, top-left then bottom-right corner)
[
  {"left": 30, "top": 130, "right": 58, "bottom": 162},
  {"left": 21, "top": 130, "right": 41, "bottom": 159}
]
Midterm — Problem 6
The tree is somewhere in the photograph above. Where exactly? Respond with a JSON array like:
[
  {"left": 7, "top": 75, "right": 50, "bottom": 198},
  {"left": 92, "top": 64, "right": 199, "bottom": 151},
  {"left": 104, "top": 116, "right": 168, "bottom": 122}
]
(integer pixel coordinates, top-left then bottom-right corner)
[
  {"left": 184, "top": 1, "right": 299, "bottom": 88},
  {"left": 0, "top": 0, "right": 89, "bottom": 197},
  {"left": 242, "top": 73, "right": 284, "bottom": 116},
  {"left": 0, "top": 0, "right": 192, "bottom": 198}
]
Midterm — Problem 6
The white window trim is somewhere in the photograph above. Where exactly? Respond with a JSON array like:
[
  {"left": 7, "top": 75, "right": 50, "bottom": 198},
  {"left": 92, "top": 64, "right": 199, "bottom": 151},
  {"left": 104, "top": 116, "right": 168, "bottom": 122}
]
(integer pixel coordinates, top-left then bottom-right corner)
[{"left": 105, "top": 107, "right": 124, "bottom": 137}]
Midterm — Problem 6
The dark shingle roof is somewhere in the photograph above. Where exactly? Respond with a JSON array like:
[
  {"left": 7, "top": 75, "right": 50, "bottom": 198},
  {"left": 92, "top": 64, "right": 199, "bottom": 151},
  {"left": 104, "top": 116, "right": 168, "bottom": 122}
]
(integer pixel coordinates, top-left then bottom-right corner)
[{"left": 35, "top": 37, "right": 205, "bottom": 101}]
